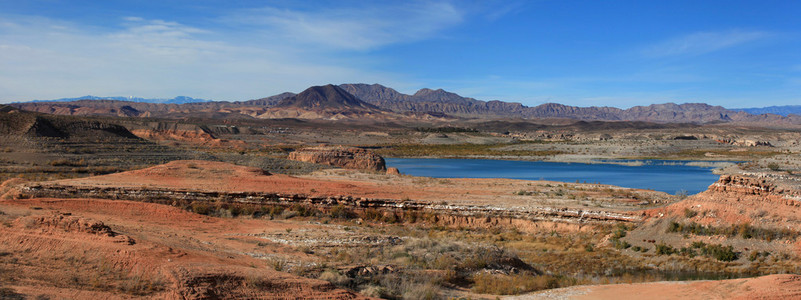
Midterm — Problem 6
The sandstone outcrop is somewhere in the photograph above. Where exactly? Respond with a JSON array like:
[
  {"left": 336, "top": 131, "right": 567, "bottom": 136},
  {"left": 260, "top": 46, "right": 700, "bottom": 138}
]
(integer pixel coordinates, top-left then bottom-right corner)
[
  {"left": 288, "top": 147, "right": 387, "bottom": 172},
  {"left": 648, "top": 172, "right": 801, "bottom": 228}
]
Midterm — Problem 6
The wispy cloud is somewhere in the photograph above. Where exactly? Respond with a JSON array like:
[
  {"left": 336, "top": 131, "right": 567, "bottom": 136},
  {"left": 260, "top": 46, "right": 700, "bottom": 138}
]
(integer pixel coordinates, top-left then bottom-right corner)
[
  {"left": 484, "top": 1, "right": 528, "bottom": 21},
  {"left": 221, "top": 1, "right": 464, "bottom": 51},
  {"left": 0, "top": 15, "right": 407, "bottom": 101},
  {"left": 642, "top": 30, "right": 771, "bottom": 57},
  {"left": 0, "top": 1, "right": 470, "bottom": 101}
]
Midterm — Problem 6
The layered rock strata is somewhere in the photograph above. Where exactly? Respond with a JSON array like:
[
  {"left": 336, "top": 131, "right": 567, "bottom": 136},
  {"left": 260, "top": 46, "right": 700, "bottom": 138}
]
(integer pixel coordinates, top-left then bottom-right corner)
[{"left": 288, "top": 147, "right": 386, "bottom": 172}]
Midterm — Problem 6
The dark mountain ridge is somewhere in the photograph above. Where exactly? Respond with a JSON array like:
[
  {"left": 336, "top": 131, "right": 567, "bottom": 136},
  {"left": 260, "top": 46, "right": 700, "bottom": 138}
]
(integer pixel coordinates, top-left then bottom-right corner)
[
  {"left": 276, "top": 85, "right": 378, "bottom": 111},
  {"left": 339, "top": 83, "right": 800, "bottom": 125}
]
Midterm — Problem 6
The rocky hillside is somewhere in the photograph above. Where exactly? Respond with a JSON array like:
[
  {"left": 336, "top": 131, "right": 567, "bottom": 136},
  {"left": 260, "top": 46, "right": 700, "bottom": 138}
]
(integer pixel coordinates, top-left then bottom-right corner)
[
  {"left": 242, "top": 92, "right": 297, "bottom": 106},
  {"left": 0, "top": 105, "right": 139, "bottom": 139},
  {"left": 340, "top": 83, "right": 529, "bottom": 117}
]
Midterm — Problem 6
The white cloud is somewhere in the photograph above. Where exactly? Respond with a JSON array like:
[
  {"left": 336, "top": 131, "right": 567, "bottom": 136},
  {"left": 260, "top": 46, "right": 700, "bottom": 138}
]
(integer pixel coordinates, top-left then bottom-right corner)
[
  {"left": 0, "top": 1, "right": 468, "bottom": 102},
  {"left": 484, "top": 1, "right": 527, "bottom": 21},
  {"left": 642, "top": 30, "right": 771, "bottom": 57},
  {"left": 0, "top": 13, "right": 416, "bottom": 102},
  {"left": 122, "top": 16, "right": 143, "bottom": 22},
  {"left": 221, "top": 1, "right": 464, "bottom": 51}
]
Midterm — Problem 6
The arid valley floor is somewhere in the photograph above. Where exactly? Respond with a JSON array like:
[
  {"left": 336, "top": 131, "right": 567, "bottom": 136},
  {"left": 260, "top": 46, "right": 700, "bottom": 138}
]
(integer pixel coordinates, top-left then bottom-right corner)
[{"left": 3, "top": 85, "right": 801, "bottom": 299}]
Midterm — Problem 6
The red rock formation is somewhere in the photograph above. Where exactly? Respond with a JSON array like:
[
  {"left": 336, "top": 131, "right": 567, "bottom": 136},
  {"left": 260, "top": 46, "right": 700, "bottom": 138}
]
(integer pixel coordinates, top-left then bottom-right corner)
[
  {"left": 288, "top": 147, "right": 386, "bottom": 172},
  {"left": 386, "top": 167, "right": 400, "bottom": 175}
]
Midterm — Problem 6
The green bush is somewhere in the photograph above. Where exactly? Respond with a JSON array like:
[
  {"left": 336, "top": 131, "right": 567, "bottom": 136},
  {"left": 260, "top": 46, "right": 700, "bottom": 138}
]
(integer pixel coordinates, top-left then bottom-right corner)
[
  {"left": 655, "top": 243, "right": 676, "bottom": 255},
  {"left": 667, "top": 221, "right": 798, "bottom": 241},
  {"left": 767, "top": 162, "right": 781, "bottom": 171}
]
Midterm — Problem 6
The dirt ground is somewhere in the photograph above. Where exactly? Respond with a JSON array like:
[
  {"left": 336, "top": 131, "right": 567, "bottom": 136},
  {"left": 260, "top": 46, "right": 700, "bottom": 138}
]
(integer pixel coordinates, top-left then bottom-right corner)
[
  {"left": 4, "top": 158, "right": 801, "bottom": 299},
  {"left": 512, "top": 274, "right": 801, "bottom": 300},
  {"left": 0, "top": 197, "right": 370, "bottom": 299}
]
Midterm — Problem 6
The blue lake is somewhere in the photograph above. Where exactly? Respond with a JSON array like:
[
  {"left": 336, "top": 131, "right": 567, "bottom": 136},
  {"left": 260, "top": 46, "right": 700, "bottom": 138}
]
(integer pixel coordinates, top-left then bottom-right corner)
[{"left": 385, "top": 158, "right": 722, "bottom": 195}]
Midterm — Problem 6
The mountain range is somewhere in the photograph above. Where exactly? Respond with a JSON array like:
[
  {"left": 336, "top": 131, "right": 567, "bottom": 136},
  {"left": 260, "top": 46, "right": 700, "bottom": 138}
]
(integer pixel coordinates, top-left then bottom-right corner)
[
  {"left": 732, "top": 105, "right": 801, "bottom": 117},
  {"left": 10, "top": 84, "right": 801, "bottom": 126},
  {"left": 28, "top": 95, "right": 212, "bottom": 104}
]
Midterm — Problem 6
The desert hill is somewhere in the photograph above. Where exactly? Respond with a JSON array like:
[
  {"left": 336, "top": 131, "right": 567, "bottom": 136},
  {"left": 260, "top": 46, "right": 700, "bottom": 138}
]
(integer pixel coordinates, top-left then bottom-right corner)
[{"left": 0, "top": 105, "right": 139, "bottom": 139}]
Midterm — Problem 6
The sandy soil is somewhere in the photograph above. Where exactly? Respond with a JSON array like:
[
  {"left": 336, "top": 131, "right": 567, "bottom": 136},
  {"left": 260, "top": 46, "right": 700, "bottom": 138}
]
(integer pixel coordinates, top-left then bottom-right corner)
[
  {"left": 510, "top": 274, "right": 801, "bottom": 300},
  {"left": 0, "top": 197, "right": 370, "bottom": 299}
]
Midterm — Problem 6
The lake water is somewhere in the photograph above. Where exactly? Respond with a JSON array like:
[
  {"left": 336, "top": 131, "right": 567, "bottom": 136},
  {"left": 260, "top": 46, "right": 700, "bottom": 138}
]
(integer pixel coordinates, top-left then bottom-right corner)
[{"left": 385, "top": 158, "right": 722, "bottom": 195}]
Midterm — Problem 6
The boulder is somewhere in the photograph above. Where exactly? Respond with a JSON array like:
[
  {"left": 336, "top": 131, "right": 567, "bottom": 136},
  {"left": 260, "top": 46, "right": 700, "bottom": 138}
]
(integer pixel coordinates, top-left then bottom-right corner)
[
  {"left": 386, "top": 167, "right": 400, "bottom": 175},
  {"left": 288, "top": 146, "right": 386, "bottom": 172}
]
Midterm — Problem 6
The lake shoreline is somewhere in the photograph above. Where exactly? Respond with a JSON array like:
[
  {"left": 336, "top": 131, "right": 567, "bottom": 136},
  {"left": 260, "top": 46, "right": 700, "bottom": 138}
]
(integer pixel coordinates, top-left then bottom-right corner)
[
  {"left": 385, "top": 157, "right": 723, "bottom": 195},
  {"left": 385, "top": 154, "right": 737, "bottom": 168}
]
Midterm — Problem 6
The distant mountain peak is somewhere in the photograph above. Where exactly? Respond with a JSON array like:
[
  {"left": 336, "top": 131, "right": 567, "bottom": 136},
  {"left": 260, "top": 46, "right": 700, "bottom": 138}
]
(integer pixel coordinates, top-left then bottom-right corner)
[{"left": 277, "top": 84, "right": 378, "bottom": 110}]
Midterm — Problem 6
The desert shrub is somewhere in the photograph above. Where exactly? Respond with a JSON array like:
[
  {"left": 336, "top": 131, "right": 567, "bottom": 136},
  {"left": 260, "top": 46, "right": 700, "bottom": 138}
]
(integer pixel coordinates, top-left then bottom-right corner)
[
  {"left": 515, "top": 190, "right": 533, "bottom": 196},
  {"left": 318, "top": 270, "right": 351, "bottom": 286},
  {"left": 767, "top": 162, "right": 781, "bottom": 171},
  {"left": 359, "top": 285, "right": 388, "bottom": 298},
  {"left": 48, "top": 159, "right": 87, "bottom": 167},
  {"left": 748, "top": 251, "right": 761, "bottom": 261},
  {"left": 405, "top": 211, "right": 420, "bottom": 223},
  {"left": 228, "top": 205, "right": 243, "bottom": 217},
  {"left": 609, "top": 225, "right": 630, "bottom": 250},
  {"left": 471, "top": 273, "right": 559, "bottom": 295},
  {"left": 654, "top": 243, "right": 676, "bottom": 255},
  {"left": 667, "top": 221, "right": 799, "bottom": 241},
  {"left": 679, "top": 247, "right": 696, "bottom": 258},
  {"left": 267, "top": 258, "right": 286, "bottom": 271},
  {"left": 266, "top": 206, "right": 284, "bottom": 217},
  {"left": 117, "top": 275, "right": 165, "bottom": 296},
  {"left": 656, "top": 241, "right": 739, "bottom": 262},
  {"left": 362, "top": 208, "right": 383, "bottom": 221},
  {"left": 612, "top": 224, "right": 628, "bottom": 239},
  {"left": 369, "top": 272, "right": 443, "bottom": 300},
  {"left": 701, "top": 244, "right": 738, "bottom": 262},
  {"left": 684, "top": 208, "right": 698, "bottom": 218},
  {"left": 191, "top": 202, "right": 212, "bottom": 215},
  {"left": 612, "top": 239, "right": 631, "bottom": 250},
  {"left": 239, "top": 205, "right": 256, "bottom": 217},
  {"left": 401, "top": 282, "right": 440, "bottom": 300},
  {"left": 288, "top": 204, "right": 318, "bottom": 217},
  {"left": 329, "top": 205, "right": 356, "bottom": 219}
]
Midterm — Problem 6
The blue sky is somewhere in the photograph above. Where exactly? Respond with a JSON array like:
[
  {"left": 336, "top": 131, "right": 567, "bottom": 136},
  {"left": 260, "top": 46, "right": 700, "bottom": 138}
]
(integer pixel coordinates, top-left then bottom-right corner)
[{"left": 1, "top": 0, "right": 799, "bottom": 108}]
